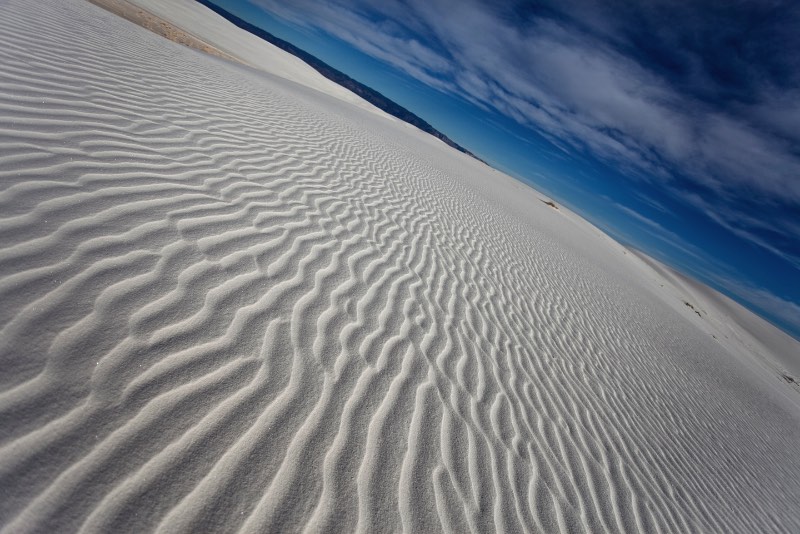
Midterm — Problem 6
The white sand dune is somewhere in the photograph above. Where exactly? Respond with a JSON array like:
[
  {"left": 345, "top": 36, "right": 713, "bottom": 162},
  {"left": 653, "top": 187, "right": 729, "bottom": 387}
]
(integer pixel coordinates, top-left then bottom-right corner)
[
  {"left": 1, "top": 1, "right": 799, "bottom": 532},
  {"left": 114, "top": 0, "right": 395, "bottom": 119}
]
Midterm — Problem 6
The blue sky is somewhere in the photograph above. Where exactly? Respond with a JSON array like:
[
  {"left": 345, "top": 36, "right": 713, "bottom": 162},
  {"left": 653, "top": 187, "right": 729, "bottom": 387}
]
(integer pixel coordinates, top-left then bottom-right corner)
[{"left": 208, "top": 0, "right": 800, "bottom": 340}]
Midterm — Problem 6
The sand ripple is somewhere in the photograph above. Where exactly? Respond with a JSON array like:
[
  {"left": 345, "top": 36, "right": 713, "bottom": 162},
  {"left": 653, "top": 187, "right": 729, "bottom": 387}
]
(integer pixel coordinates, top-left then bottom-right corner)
[{"left": 1, "top": 1, "right": 799, "bottom": 532}]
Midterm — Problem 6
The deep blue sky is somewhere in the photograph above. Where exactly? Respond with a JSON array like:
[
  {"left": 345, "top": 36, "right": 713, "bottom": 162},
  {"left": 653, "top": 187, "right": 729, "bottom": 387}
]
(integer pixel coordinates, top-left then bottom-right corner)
[{"left": 208, "top": 0, "right": 800, "bottom": 340}]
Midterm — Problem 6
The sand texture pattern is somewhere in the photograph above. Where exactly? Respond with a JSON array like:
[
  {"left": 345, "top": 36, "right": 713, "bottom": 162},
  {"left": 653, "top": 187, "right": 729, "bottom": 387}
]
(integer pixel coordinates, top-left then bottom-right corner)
[{"left": 1, "top": 1, "right": 799, "bottom": 532}]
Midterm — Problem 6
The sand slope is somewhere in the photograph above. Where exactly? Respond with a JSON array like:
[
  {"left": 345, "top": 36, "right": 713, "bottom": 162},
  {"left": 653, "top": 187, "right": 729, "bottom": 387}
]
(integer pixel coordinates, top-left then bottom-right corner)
[
  {"left": 118, "top": 0, "right": 395, "bottom": 118},
  {"left": 1, "top": 1, "right": 799, "bottom": 532}
]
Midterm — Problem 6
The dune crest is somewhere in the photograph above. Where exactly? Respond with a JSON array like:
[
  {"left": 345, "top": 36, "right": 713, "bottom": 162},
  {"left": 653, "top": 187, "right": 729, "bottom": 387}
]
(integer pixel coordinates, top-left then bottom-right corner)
[{"left": 0, "top": 1, "right": 798, "bottom": 532}]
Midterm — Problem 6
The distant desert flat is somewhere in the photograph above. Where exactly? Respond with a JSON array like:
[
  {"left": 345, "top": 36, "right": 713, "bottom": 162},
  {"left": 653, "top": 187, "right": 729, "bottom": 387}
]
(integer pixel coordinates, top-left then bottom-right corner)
[{"left": 0, "top": 0, "right": 799, "bottom": 532}]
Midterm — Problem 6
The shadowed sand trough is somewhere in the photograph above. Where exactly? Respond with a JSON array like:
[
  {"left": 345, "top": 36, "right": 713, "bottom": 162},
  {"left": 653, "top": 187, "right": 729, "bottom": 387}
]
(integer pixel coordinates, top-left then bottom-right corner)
[{"left": 1, "top": 1, "right": 799, "bottom": 532}]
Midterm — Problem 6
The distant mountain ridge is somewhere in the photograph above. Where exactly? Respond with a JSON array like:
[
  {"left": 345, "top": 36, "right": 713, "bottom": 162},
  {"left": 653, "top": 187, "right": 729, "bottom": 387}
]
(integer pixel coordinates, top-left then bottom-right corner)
[{"left": 195, "top": 0, "right": 483, "bottom": 162}]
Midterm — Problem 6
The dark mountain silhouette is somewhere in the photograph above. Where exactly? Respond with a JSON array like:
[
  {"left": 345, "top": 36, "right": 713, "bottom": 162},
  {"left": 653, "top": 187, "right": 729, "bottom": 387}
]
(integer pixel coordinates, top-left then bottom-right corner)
[{"left": 195, "top": 0, "right": 483, "bottom": 162}]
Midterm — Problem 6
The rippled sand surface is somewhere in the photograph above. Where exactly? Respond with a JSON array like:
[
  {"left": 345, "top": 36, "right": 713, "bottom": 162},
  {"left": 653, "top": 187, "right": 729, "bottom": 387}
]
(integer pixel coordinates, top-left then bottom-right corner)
[{"left": 1, "top": 1, "right": 799, "bottom": 532}]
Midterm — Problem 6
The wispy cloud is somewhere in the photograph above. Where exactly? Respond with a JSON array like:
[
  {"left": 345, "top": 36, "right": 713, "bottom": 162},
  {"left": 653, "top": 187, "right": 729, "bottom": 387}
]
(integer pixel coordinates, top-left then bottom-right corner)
[
  {"left": 254, "top": 0, "right": 800, "bottom": 201},
  {"left": 613, "top": 203, "right": 710, "bottom": 266},
  {"left": 683, "top": 193, "right": 800, "bottom": 271}
]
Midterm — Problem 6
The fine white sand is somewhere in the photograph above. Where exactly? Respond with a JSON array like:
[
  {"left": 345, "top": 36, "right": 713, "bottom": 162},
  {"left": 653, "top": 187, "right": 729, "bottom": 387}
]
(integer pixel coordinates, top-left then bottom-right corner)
[
  {"left": 121, "top": 0, "right": 395, "bottom": 119},
  {"left": 1, "top": 0, "right": 799, "bottom": 532}
]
